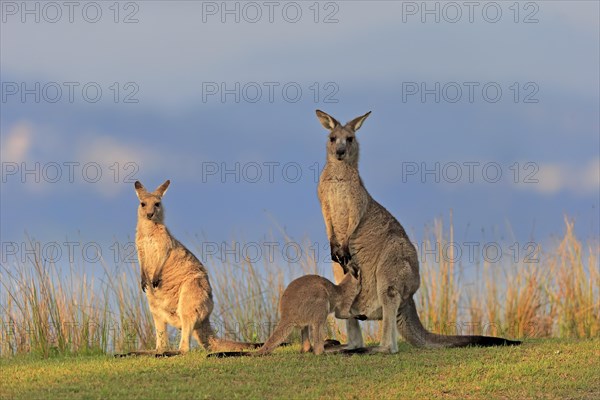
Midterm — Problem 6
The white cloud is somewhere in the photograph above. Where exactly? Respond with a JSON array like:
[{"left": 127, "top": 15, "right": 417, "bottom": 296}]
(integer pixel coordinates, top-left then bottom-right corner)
[
  {"left": 529, "top": 159, "right": 600, "bottom": 196},
  {"left": 1, "top": 121, "right": 32, "bottom": 162},
  {"left": 77, "top": 135, "right": 148, "bottom": 168},
  {"left": 72, "top": 133, "right": 209, "bottom": 196},
  {"left": 1, "top": 121, "right": 183, "bottom": 197},
  {"left": 75, "top": 135, "right": 157, "bottom": 197},
  {"left": 580, "top": 158, "right": 600, "bottom": 194}
]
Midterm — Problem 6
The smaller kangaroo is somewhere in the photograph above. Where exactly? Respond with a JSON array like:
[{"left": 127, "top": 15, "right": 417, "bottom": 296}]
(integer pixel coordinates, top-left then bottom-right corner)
[
  {"left": 128, "top": 179, "right": 260, "bottom": 356},
  {"left": 208, "top": 268, "right": 362, "bottom": 358}
]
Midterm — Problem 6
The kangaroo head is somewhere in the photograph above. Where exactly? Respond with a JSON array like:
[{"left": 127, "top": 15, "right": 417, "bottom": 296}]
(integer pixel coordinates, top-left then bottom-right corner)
[
  {"left": 134, "top": 180, "right": 170, "bottom": 223},
  {"left": 340, "top": 267, "right": 361, "bottom": 295},
  {"left": 316, "top": 110, "right": 371, "bottom": 166}
]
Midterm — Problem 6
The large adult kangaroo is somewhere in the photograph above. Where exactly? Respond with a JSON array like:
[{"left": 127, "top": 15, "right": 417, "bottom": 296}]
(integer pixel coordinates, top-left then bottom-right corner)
[{"left": 316, "top": 110, "right": 521, "bottom": 354}]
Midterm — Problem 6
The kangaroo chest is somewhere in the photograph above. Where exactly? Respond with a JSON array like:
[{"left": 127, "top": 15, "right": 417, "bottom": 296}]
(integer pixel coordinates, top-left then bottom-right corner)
[
  {"left": 136, "top": 225, "right": 171, "bottom": 275},
  {"left": 327, "top": 182, "right": 352, "bottom": 239},
  {"left": 319, "top": 177, "right": 365, "bottom": 241}
]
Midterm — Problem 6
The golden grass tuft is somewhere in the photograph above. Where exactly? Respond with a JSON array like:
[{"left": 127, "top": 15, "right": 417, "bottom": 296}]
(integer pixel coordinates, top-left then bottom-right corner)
[{"left": 1, "top": 217, "right": 598, "bottom": 357}]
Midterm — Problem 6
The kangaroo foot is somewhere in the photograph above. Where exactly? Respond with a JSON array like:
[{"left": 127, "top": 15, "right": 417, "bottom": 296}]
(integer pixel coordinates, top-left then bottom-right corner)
[
  {"left": 324, "top": 339, "right": 342, "bottom": 348},
  {"left": 114, "top": 350, "right": 156, "bottom": 358},
  {"left": 155, "top": 350, "right": 182, "bottom": 358},
  {"left": 323, "top": 346, "right": 371, "bottom": 355},
  {"left": 364, "top": 345, "right": 397, "bottom": 354},
  {"left": 206, "top": 351, "right": 251, "bottom": 358},
  {"left": 339, "top": 347, "right": 371, "bottom": 356}
]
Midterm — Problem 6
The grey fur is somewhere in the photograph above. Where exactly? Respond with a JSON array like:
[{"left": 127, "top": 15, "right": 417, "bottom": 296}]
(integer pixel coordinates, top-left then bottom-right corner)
[
  {"left": 254, "top": 271, "right": 361, "bottom": 356},
  {"left": 316, "top": 110, "right": 521, "bottom": 353},
  {"left": 133, "top": 180, "right": 260, "bottom": 356}
]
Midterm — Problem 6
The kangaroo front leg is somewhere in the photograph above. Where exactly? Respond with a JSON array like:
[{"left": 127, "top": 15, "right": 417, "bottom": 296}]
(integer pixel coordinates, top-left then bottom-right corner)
[
  {"left": 322, "top": 203, "right": 348, "bottom": 269},
  {"left": 141, "top": 270, "right": 150, "bottom": 293},
  {"left": 339, "top": 195, "right": 368, "bottom": 262},
  {"left": 321, "top": 202, "right": 335, "bottom": 244},
  {"left": 331, "top": 242, "right": 351, "bottom": 271},
  {"left": 152, "top": 248, "right": 172, "bottom": 289},
  {"left": 138, "top": 247, "right": 149, "bottom": 292}
]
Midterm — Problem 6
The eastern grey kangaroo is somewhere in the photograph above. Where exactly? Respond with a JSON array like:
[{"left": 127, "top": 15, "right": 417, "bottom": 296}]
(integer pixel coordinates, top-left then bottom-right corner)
[
  {"left": 316, "top": 110, "right": 521, "bottom": 353},
  {"left": 254, "top": 269, "right": 361, "bottom": 356},
  {"left": 207, "top": 269, "right": 362, "bottom": 358},
  {"left": 131, "top": 180, "right": 260, "bottom": 356}
]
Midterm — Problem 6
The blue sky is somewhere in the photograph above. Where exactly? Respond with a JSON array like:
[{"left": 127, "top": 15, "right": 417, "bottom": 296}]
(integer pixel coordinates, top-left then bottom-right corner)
[{"left": 1, "top": 1, "right": 598, "bottom": 274}]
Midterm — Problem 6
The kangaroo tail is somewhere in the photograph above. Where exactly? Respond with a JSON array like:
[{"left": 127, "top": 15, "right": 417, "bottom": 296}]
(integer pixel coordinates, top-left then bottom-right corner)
[
  {"left": 194, "top": 319, "right": 262, "bottom": 352},
  {"left": 397, "top": 297, "right": 521, "bottom": 348},
  {"left": 253, "top": 322, "right": 295, "bottom": 356},
  {"left": 206, "top": 324, "right": 294, "bottom": 358},
  {"left": 210, "top": 338, "right": 263, "bottom": 352}
]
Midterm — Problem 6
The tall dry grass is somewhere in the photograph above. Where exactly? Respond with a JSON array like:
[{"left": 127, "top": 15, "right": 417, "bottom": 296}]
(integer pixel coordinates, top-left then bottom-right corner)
[
  {"left": 0, "top": 236, "right": 155, "bottom": 357},
  {"left": 439, "top": 216, "right": 598, "bottom": 339},
  {"left": 1, "top": 218, "right": 598, "bottom": 357},
  {"left": 550, "top": 218, "right": 599, "bottom": 338},
  {"left": 417, "top": 214, "right": 460, "bottom": 335}
]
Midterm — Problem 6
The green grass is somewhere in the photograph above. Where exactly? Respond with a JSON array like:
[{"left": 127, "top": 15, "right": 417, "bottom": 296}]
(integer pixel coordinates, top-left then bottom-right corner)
[
  {"left": 1, "top": 339, "right": 598, "bottom": 399},
  {"left": 1, "top": 218, "right": 597, "bottom": 399}
]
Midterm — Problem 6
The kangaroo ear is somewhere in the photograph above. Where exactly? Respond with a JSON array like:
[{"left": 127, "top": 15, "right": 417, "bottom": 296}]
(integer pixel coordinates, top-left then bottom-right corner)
[
  {"left": 346, "top": 111, "right": 371, "bottom": 132},
  {"left": 316, "top": 110, "right": 340, "bottom": 131},
  {"left": 134, "top": 181, "right": 146, "bottom": 199},
  {"left": 155, "top": 180, "right": 170, "bottom": 197}
]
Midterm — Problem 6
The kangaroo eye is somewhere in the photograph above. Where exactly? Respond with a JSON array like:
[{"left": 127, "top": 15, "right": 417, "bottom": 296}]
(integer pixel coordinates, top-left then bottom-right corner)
[
  {"left": 329, "top": 137, "right": 336, "bottom": 143},
  {"left": 140, "top": 202, "right": 146, "bottom": 207},
  {"left": 347, "top": 137, "right": 354, "bottom": 143},
  {"left": 155, "top": 202, "right": 161, "bottom": 207}
]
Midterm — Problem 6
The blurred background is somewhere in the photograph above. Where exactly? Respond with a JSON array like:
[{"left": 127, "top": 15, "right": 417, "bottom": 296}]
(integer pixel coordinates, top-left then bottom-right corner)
[
  {"left": 2, "top": 1, "right": 598, "bottom": 258},
  {"left": 1, "top": 1, "right": 599, "bottom": 354}
]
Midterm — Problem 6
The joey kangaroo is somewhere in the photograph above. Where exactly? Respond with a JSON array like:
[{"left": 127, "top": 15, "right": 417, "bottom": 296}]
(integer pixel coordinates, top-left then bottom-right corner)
[
  {"left": 207, "top": 268, "right": 362, "bottom": 358},
  {"left": 130, "top": 180, "right": 260, "bottom": 356},
  {"left": 255, "top": 268, "right": 362, "bottom": 356},
  {"left": 315, "top": 110, "right": 521, "bottom": 354}
]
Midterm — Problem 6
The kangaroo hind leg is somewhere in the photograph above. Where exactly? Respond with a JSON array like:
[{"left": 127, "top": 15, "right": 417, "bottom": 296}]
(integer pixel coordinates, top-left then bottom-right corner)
[{"left": 373, "top": 253, "right": 415, "bottom": 354}]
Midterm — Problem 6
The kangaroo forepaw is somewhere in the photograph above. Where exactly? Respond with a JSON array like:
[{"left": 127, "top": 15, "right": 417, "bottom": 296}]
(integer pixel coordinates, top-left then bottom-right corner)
[
  {"left": 141, "top": 279, "right": 148, "bottom": 292},
  {"left": 331, "top": 242, "right": 352, "bottom": 267},
  {"left": 330, "top": 242, "right": 341, "bottom": 264},
  {"left": 152, "top": 278, "right": 162, "bottom": 289}
]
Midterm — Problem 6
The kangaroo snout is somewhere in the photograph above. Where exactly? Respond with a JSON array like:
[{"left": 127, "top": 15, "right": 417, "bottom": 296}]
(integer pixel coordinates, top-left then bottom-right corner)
[
  {"left": 335, "top": 147, "right": 346, "bottom": 159},
  {"left": 146, "top": 212, "right": 155, "bottom": 220}
]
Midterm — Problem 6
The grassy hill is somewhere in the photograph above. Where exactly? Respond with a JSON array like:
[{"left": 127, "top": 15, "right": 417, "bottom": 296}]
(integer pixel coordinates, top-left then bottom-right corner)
[{"left": 1, "top": 339, "right": 598, "bottom": 399}]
